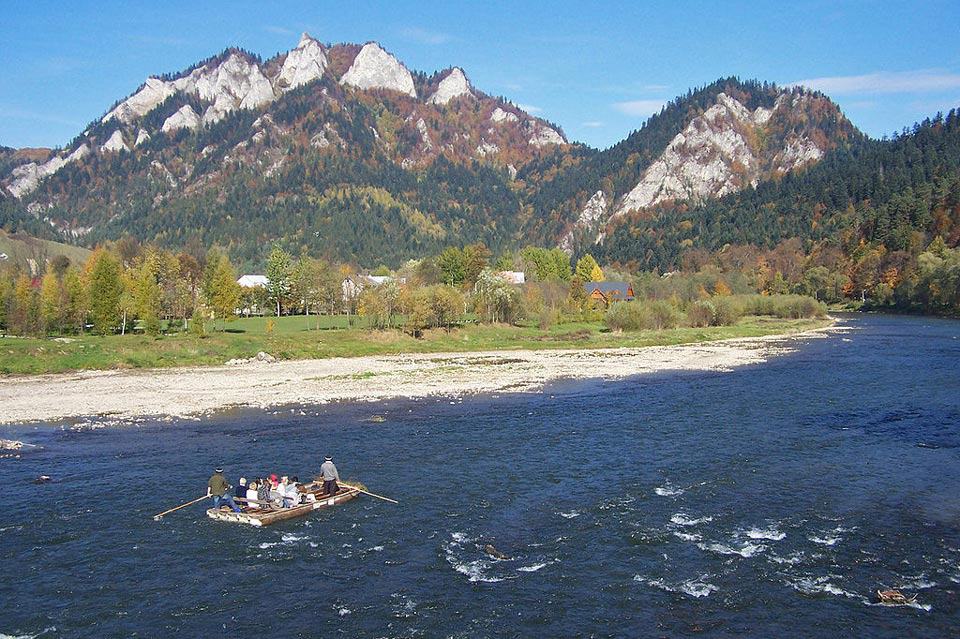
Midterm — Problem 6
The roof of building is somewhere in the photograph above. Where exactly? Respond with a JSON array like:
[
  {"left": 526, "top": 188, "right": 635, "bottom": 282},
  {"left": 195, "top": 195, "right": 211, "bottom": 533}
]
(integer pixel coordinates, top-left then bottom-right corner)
[
  {"left": 237, "top": 274, "right": 268, "bottom": 288},
  {"left": 583, "top": 281, "right": 634, "bottom": 297}
]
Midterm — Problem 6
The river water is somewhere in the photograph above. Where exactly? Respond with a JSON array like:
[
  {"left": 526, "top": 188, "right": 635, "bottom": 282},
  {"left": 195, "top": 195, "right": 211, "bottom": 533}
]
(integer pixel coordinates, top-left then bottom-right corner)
[{"left": 1, "top": 313, "right": 959, "bottom": 638}]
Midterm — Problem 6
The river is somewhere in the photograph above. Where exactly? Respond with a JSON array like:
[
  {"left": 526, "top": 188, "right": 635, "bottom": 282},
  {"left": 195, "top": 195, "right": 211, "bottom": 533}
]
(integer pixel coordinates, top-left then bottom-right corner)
[{"left": 1, "top": 313, "right": 958, "bottom": 638}]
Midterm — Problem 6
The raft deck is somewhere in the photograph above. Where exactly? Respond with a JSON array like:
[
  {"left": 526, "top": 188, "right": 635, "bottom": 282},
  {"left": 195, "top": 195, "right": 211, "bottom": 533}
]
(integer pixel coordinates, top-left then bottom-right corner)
[{"left": 207, "top": 482, "right": 359, "bottom": 527}]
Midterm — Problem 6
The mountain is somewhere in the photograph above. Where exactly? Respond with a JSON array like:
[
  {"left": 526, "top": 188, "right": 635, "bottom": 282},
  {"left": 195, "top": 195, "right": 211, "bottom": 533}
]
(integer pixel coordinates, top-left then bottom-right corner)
[
  {"left": 517, "top": 79, "right": 859, "bottom": 255},
  {"left": 0, "top": 33, "right": 574, "bottom": 266},
  {"left": 0, "top": 36, "right": 859, "bottom": 269},
  {"left": 596, "top": 107, "right": 960, "bottom": 273}
]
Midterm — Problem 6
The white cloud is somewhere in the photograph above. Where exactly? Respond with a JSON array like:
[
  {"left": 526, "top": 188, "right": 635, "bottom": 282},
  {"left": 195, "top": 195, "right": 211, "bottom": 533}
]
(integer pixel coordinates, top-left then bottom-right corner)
[
  {"left": 398, "top": 27, "right": 453, "bottom": 45},
  {"left": 516, "top": 103, "right": 543, "bottom": 114},
  {"left": 612, "top": 99, "right": 666, "bottom": 117},
  {"left": 581, "top": 121, "right": 604, "bottom": 128},
  {"left": 791, "top": 70, "right": 960, "bottom": 95}
]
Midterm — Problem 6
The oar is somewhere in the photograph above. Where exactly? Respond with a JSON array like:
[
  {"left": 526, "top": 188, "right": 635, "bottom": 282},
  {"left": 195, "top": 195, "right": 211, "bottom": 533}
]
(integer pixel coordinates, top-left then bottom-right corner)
[
  {"left": 152, "top": 495, "right": 208, "bottom": 521},
  {"left": 338, "top": 482, "right": 398, "bottom": 504}
]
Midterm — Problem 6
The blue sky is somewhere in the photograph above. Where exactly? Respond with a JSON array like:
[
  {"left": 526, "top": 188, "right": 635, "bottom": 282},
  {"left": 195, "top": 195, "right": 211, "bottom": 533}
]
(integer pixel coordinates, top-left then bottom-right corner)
[{"left": 2, "top": 0, "right": 959, "bottom": 149}]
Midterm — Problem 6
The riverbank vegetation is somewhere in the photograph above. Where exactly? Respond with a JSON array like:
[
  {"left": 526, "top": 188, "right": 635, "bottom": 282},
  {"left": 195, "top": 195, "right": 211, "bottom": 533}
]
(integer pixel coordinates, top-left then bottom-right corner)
[
  {"left": 0, "top": 314, "right": 828, "bottom": 375},
  {"left": 0, "top": 237, "right": 830, "bottom": 374}
]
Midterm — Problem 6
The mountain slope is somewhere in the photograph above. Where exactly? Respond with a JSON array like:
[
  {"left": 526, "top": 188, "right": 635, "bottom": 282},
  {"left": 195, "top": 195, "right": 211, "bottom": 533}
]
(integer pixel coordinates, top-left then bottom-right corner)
[
  {"left": 517, "top": 79, "right": 859, "bottom": 255},
  {"left": 596, "top": 108, "right": 960, "bottom": 271},
  {"left": 0, "top": 41, "right": 861, "bottom": 268},
  {"left": 0, "top": 33, "right": 568, "bottom": 265}
]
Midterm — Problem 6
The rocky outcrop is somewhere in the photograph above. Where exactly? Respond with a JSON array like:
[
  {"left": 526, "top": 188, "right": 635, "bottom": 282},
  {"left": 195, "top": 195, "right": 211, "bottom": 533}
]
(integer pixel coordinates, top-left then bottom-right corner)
[
  {"left": 559, "top": 190, "right": 607, "bottom": 253},
  {"left": 490, "top": 107, "right": 520, "bottom": 123},
  {"left": 188, "top": 53, "right": 275, "bottom": 124},
  {"left": 275, "top": 33, "right": 327, "bottom": 92},
  {"left": 5, "top": 33, "right": 574, "bottom": 199},
  {"left": 6, "top": 144, "right": 90, "bottom": 198},
  {"left": 428, "top": 68, "right": 472, "bottom": 105},
  {"left": 102, "top": 77, "right": 176, "bottom": 124},
  {"left": 525, "top": 121, "right": 565, "bottom": 147},
  {"left": 162, "top": 105, "right": 201, "bottom": 133},
  {"left": 475, "top": 141, "right": 500, "bottom": 157},
  {"left": 101, "top": 130, "right": 129, "bottom": 153},
  {"left": 340, "top": 43, "right": 416, "bottom": 97},
  {"left": 7, "top": 157, "right": 65, "bottom": 198},
  {"left": 614, "top": 91, "right": 829, "bottom": 217}
]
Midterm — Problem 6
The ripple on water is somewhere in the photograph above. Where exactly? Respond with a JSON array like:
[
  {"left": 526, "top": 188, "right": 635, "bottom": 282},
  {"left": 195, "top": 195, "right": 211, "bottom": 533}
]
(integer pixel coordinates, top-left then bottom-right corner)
[
  {"left": 743, "top": 525, "right": 786, "bottom": 541},
  {"left": 670, "top": 513, "right": 714, "bottom": 527},
  {"left": 0, "top": 629, "right": 57, "bottom": 639},
  {"left": 517, "top": 560, "right": 557, "bottom": 573},
  {"left": 654, "top": 482, "right": 685, "bottom": 497},
  {"left": 443, "top": 532, "right": 509, "bottom": 583},
  {"left": 697, "top": 541, "right": 767, "bottom": 558},
  {"left": 636, "top": 574, "right": 719, "bottom": 598}
]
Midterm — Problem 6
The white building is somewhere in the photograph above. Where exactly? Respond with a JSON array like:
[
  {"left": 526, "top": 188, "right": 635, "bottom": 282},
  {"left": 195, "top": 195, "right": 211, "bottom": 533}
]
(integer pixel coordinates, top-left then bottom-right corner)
[
  {"left": 237, "top": 274, "right": 268, "bottom": 288},
  {"left": 498, "top": 271, "right": 525, "bottom": 285}
]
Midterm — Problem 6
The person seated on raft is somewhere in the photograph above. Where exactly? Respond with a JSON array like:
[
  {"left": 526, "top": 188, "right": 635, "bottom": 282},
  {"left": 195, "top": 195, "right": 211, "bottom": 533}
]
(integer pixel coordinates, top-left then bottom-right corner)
[
  {"left": 257, "top": 476, "right": 272, "bottom": 509},
  {"left": 276, "top": 476, "right": 292, "bottom": 507},
  {"left": 234, "top": 477, "right": 248, "bottom": 501},
  {"left": 280, "top": 476, "right": 301, "bottom": 508},
  {"left": 245, "top": 479, "right": 260, "bottom": 511},
  {"left": 269, "top": 475, "right": 285, "bottom": 507}
]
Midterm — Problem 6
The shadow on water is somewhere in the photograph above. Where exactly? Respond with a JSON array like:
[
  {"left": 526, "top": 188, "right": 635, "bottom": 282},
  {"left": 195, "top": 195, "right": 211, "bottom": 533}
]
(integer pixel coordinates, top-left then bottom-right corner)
[{"left": 0, "top": 313, "right": 959, "bottom": 637}]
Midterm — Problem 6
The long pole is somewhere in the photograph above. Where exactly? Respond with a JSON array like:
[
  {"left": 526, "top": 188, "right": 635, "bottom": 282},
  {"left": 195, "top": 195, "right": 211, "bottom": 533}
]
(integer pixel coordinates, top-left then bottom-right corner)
[
  {"left": 153, "top": 495, "right": 208, "bottom": 520},
  {"left": 339, "top": 482, "right": 398, "bottom": 504}
]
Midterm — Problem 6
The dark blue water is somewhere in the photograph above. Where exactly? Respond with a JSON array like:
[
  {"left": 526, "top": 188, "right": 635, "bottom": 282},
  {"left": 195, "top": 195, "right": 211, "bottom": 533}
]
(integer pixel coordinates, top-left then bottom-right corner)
[{"left": 2, "top": 313, "right": 959, "bottom": 638}]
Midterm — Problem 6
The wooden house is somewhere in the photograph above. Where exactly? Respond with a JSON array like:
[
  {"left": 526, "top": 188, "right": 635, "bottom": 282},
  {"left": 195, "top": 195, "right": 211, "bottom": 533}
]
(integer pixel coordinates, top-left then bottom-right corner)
[{"left": 584, "top": 281, "right": 635, "bottom": 306}]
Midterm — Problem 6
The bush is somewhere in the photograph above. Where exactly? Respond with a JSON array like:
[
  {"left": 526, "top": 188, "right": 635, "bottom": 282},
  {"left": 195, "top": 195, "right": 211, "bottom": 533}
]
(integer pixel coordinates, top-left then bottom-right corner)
[
  {"left": 645, "top": 300, "right": 681, "bottom": 329},
  {"left": 686, "top": 300, "right": 715, "bottom": 327},
  {"left": 731, "top": 294, "right": 826, "bottom": 319},
  {"left": 605, "top": 301, "right": 645, "bottom": 331},
  {"left": 712, "top": 297, "right": 742, "bottom": 325},
  {"left": 605, "top": 300, "right": 681, "bottom": 331}
]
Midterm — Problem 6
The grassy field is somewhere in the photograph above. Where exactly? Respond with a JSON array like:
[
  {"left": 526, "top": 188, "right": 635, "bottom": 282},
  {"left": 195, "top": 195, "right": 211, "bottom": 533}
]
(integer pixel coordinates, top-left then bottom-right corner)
[
  {"left": 0, "top": 230, "right": 91, "bottom": 270},
  {"left": 0, "top": 314, "right": 831, "bottom": 375}
]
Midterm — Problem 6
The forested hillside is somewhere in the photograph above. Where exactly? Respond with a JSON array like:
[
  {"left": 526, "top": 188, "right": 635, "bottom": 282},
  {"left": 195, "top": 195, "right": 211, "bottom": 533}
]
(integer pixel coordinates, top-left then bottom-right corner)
[{"left": 598, "top": 108, "right": 960, "bottom": 313}]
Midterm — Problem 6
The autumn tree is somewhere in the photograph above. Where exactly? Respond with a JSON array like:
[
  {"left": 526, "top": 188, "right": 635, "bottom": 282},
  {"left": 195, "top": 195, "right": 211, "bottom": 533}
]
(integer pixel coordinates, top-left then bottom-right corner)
[
  {"left": 39, "top": 271, "right": 62, "bottom": 334},
  {"left": 206, "top": 254, "right": 241, "bottom": 330},
  {"left": 85, "top": 249, "right": 123, "bottom": 335},
  {"left": 132, "top": 256, "right": 162, "bottom": 335},
  {"left": 575, "top": 254, "right": 603, "bottom": 282},
  {"left": 266, "top": 245, "right": 294, "bottom": 316},
  {"left": 437, "top": 247, "right": 466, "bottom": 287}
]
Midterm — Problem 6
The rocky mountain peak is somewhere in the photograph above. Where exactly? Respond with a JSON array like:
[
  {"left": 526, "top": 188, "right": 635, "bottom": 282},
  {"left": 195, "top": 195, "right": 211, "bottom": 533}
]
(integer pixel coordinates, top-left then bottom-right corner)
[
  {"left": 613, "top": 89, "right": 835, "bottom": 216},
  {"left": 276, "top": 32, "right": 328, "bottom": 92},
  {"left": 552, "top": 82, "right": 855, "bottom": 254},
  {"left": 428, "top": 67, "right": 472, "bottom": 105},
  {"left": 339, "top": 42, "right": 416, "bottom": 97}
]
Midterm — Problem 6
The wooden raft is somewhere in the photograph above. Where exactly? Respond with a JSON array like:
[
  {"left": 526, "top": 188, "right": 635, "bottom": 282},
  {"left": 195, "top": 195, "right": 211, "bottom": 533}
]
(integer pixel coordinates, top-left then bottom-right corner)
[{"left": 206, "top": 482, "right": 359, "bottom": 527}]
